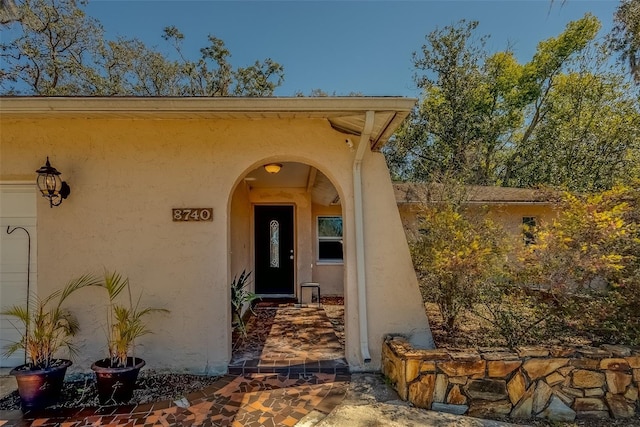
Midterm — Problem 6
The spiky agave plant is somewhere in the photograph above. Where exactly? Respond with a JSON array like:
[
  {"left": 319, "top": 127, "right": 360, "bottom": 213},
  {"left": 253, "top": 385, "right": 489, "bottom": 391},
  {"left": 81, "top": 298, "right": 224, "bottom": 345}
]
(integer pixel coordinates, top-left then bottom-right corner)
[
  {"left": 1, "top": 274, "right": 101, "bottom": 370},
  {"left": 101, "top": 271, "right": 169, "bottom": 368}
]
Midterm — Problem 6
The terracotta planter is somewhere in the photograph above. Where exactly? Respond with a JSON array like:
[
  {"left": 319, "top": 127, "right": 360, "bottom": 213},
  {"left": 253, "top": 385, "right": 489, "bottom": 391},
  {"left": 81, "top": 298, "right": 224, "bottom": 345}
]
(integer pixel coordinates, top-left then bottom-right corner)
[
  {"left": 91, "top": 357, "right": 145, "bottom": 405},
  {"left": 10, "top": 359, "right": 72, "bottom": 411}
]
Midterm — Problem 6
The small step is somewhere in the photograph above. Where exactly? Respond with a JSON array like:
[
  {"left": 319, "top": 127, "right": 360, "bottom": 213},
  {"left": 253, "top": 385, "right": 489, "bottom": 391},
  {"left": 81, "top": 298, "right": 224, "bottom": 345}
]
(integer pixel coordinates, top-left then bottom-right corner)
[{"left": 228, "top": 358, "right": 349, "bottom": 375}]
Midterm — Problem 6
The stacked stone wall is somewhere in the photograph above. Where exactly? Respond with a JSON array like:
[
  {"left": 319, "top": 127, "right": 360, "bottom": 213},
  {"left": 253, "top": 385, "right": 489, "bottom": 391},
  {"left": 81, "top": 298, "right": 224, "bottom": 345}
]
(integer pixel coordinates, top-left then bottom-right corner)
[{"left": 382, "top": 335, "right": 640, "bottom": 422}]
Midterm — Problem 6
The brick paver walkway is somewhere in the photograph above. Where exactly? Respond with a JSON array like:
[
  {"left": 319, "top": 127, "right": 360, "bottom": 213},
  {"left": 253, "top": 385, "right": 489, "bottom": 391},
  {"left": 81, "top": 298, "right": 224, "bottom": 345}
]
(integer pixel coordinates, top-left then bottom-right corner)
[
  {"left": 229, "top": 306, "right": 347, "bottom": 375},
  {"left": 0, "top": 302, "right": 349, "bottom": 426},
  {"left": 0, "top": 373, "right": 349, "bottom": 427}
]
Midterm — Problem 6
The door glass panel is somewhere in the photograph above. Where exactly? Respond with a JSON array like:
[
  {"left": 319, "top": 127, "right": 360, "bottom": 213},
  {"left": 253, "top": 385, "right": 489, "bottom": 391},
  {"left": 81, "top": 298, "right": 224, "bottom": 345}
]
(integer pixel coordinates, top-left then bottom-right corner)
[{"left": 270, "top": 219, "right": 279, "bottom": 268}]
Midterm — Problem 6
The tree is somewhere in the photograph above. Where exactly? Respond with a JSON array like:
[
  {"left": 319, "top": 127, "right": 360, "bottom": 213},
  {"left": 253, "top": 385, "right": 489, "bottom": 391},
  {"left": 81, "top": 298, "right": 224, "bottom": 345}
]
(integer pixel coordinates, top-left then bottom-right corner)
[
  {"left": 610, "top": 0, "right": 640, "bottom": 83},
  {"left": 504, "top": 49, "right": 640, "bottom": 191},
  {"left": 386, "top": 14, "right": 640, "bottom": 192},
  {"left": 0, "top": 0, "right": 20, "bottom": 23},
  {"left": 0, "top": 0, "right": 285, "bottom": 96},
  {"left": 0, "top": 0, "right": 106, "bottom": 95},
  {"left": 161, "top": 27, "right": 284, "bottom": 97},
  {"left": 385, "top": 20, "right": 495, "bottom": 183}
]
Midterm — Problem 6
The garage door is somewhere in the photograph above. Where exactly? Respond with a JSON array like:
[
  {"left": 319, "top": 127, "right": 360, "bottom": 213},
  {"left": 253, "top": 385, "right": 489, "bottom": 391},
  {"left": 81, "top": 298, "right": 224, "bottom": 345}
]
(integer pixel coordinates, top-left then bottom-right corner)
[{"left": 0, "top": 183, "right": 37, "bottom": 368}]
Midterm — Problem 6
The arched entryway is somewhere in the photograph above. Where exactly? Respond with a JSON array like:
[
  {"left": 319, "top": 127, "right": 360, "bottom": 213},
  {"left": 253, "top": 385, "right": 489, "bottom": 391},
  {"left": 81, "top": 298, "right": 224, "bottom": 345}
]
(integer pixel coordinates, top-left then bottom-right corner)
[{"left": 227, "top": 160, "right": 348, "bottom": 374}]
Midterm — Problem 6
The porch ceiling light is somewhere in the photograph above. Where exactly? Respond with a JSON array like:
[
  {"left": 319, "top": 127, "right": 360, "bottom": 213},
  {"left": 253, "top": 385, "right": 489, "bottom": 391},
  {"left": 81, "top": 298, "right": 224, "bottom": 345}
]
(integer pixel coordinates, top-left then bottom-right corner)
[
  {"left": 264, "top": 163, "right": 282, "bottom": 174},
  {"left": 35, "top": 157, "right": 70, "bottom": 208}
]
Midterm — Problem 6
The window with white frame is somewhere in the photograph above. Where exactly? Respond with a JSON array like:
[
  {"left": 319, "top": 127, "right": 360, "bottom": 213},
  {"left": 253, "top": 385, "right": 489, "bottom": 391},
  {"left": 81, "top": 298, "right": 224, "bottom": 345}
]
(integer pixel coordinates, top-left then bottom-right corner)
[{"left": 317, "top": 216, "right": 343, "bottom": 262}]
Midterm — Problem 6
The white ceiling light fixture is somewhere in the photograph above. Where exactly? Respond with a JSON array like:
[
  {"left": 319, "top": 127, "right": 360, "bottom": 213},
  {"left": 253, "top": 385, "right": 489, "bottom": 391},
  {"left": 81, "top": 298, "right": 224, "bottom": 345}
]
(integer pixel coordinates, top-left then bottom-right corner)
[{"left": 264, "top": 163, "right": 282, "bottom": 174}]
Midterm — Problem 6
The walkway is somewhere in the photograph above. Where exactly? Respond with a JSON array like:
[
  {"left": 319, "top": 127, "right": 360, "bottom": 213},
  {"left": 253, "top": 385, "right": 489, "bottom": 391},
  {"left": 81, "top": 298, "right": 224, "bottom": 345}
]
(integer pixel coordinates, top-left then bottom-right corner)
[
  {"left": 0, "top": 300, "right": 350, "bottom": 426},
  {"left": 0, "top": 301, "right": 523, "bottom": 426},
  {"left": 0, "top": 373, "right": 349, "bottom": 427},
  {"left": 229, "top": 303, "right": 348, "bottom": 375}
]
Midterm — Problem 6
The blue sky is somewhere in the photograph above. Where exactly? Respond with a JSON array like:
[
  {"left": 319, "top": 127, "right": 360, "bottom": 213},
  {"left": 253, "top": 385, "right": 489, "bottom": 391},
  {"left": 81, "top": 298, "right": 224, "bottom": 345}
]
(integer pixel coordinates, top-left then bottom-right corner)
[{"left": 86, "top": 1, "right": 620, "bottom": 97}]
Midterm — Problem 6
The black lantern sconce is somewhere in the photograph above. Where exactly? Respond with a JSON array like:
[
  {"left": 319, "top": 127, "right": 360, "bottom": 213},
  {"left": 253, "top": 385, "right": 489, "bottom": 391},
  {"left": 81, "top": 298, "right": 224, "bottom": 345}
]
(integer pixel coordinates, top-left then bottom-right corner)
[{"left": 35, "top": 157, "right": 70, "bottom": 208}]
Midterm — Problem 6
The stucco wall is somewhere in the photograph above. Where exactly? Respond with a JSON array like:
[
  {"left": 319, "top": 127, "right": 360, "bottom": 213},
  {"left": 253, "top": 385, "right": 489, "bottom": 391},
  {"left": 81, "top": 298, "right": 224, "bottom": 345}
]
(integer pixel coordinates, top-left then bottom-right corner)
[
  {"left": 355, "top": 151, "right": 435, "bottom": 368},
  {"left": 398, "top": 203, "right": 555, "bottom": 248},
  {"left": 230, "top": 181, "right": 252, "bottom": 294},
  {"left": 1, "top": 114, "right": 433, "bottom": 373}
]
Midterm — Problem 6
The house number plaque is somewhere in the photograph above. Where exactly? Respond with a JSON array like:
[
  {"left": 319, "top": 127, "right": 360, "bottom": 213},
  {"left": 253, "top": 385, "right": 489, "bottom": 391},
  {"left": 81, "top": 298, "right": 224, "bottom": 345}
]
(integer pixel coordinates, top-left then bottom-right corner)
[{"left": 172, "top": 208, "right": 213, "bottom": 222}]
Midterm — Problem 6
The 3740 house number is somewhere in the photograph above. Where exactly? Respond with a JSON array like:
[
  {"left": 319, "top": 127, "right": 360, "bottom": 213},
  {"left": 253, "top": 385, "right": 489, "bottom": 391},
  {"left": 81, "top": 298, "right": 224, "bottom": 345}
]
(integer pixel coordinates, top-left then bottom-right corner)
[{"left": 172, "top": 208, "right": 213, "bottom": 222}]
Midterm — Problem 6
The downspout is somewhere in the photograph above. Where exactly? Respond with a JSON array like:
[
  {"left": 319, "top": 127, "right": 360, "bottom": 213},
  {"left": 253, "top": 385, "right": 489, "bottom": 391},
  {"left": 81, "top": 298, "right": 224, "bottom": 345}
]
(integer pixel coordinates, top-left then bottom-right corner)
[{"left": 353, "top": 110, "right": 375, "bottom": 363}]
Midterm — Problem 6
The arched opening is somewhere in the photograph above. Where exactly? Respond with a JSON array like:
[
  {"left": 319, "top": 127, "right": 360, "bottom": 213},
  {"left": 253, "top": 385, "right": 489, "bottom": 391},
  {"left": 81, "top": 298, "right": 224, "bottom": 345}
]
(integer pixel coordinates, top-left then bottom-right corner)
[{"left": 227, "top": 160, "right": 347, "bottom": 373}]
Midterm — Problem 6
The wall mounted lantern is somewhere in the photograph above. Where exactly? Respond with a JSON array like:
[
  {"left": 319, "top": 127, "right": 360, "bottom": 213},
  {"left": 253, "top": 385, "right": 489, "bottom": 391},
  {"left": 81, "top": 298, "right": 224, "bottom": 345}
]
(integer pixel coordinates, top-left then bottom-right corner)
[
  {"left": 264, "top": 163, "right": 282, "bottom": 174},
  {"left": 35, "top": 157, "right": 70, "bottom": 208}
]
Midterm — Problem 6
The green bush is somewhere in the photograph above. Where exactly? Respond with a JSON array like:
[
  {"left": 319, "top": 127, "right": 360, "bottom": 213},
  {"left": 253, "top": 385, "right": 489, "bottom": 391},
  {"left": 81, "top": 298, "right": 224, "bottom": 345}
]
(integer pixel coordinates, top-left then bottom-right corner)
[
  {"left": 516, "top": 184, "right": 640, "bottom": 345},
  {"left": 411, "top": 202, "right": 510, "bottom": 333}
]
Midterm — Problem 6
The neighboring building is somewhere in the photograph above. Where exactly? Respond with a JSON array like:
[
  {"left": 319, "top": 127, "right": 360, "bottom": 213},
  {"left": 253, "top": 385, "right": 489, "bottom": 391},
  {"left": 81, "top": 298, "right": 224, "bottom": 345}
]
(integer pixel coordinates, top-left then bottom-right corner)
[
  {"left": 0, "top": 97, "right": 433, "bottom": 373},
  {"left": 394, "top": 182, "right": 556, "bottom": 246}
]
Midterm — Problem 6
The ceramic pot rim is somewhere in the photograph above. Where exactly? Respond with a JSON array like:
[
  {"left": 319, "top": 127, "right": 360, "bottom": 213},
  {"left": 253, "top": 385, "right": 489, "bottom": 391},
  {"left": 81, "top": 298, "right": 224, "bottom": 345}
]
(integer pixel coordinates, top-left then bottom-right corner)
[
  {"left": 9, "top": 359, "right": 72, "bottom": 376},
  {"left": 91, "top": 357, "right": 145, "bottom": 373}
]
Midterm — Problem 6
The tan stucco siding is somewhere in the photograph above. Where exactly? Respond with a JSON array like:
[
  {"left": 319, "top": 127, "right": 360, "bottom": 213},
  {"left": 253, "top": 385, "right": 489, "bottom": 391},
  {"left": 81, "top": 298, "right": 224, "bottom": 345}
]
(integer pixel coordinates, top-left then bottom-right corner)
[
  {"left": 2, "top": 117, "right": 257, "bottom": 374},
  {"left": 230, "top": 180, "right": 252, "bottom": 302},
  {"left": 398, "top": 203, "right": 555, "bottom": 248},
  {"left": 482, "top": 204, "right": 554, "bottom": 242},
  {"left": 357, "top": 151, "right": 434, "bottom": 367},
  {"left": 1, "top": 114, "right": 433, "bottom": 373}
]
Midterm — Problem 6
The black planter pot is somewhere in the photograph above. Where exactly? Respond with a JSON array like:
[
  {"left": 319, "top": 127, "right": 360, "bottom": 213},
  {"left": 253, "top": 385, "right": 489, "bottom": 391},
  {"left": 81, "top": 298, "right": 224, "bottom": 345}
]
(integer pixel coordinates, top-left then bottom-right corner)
[
  {"left": 91, "top": 357, "right": 145, "bottom": 405},
  {"left": 10, "top": 359, "right": 72, "bottom": 411}
]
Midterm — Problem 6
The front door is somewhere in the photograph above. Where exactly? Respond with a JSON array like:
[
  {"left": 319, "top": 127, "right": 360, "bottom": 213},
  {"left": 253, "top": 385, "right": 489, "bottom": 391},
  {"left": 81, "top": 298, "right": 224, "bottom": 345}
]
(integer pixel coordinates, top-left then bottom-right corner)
[{"left": 254, "top": 205, "right": 294, "bottom": 295}]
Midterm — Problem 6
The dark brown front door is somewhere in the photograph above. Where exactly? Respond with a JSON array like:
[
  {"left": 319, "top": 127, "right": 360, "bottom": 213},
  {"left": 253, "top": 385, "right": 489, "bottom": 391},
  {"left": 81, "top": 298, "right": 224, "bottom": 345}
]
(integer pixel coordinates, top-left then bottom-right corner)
[{"left": 254, "top": 205, "right": 294, "bottom": 294}]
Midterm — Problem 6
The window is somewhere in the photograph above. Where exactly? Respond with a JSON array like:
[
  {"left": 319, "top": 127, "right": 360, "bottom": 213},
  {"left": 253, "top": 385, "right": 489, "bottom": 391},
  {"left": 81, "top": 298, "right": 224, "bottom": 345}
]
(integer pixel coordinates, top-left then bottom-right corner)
[
  {"left": 523, "top": 216, "right": 537, "bottom": 245},
  {"left": 269, "top": 220, "right": 279, "bottom": 268},
  {"left": 317, "top": 216, "right": 343, "bottom": 262}
]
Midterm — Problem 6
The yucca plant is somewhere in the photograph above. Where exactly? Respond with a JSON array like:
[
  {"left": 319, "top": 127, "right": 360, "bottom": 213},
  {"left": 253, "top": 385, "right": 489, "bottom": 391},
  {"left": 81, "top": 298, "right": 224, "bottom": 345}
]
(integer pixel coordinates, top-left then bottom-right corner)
[
  {"left": 2, "top": 274, "right": 101, "bottom": 370},
  {"left": 100, "top": 271, "right": 169, "bottom": 368}
]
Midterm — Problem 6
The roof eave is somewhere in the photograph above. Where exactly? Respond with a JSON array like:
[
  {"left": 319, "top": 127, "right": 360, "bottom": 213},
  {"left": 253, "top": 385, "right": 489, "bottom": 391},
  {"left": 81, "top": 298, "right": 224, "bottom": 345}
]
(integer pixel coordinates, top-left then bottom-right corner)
[{"left": 0, "top": 96, "right": 416, "bottom": 148}]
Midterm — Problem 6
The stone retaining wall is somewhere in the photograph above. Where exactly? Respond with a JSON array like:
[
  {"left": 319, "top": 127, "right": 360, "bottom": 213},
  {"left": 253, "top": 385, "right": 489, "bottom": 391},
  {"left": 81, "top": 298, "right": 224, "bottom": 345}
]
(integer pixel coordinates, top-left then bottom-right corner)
[{"left": 381, "top": 335, "right": 640, "bottom": 422}]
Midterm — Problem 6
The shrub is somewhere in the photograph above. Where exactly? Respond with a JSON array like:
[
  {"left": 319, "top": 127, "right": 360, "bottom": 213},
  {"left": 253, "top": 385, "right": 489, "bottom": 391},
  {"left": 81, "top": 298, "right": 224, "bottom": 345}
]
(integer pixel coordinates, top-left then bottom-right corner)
[
  {"left": 411, "top": 202, "right": 510, "bottom": 333},
  {"left": 517, "top": 184, "right": 640, "bottom": 345},
  {"left": 473, "top": 277, "right": 551, "bottom": 347}
]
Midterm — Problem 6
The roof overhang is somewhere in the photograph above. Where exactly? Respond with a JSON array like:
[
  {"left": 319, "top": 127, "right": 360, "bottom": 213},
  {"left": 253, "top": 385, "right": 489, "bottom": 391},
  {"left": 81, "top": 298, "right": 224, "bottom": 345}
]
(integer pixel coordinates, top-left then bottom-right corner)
[
  {"left": 0, "top": 96, "right": 417, "bottom": 150},
  {"left": 394, "top": 183, "right": 552, "bottom": 205}
]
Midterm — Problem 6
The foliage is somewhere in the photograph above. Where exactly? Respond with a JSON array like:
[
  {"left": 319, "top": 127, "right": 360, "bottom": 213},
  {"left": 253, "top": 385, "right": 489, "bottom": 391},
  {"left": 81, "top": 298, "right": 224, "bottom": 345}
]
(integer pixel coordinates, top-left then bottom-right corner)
[
  {"left": 474, "top": 280, "right": 552, "bottom": 348},
  {"left": 99, "top": 271, "right": 169, "bottom": 368},
  {"left": 516, "top": 184, "right": 640, "bottom": 345},
  {"left": 385, "top": 20, "right": 495, "bottom": 183},
  {"left": 230, "top": 270, "right": 260, "bottom": 337},
  {"left": 504, "top": 54, "right": 640, "bottom": 191},
  {"left": 0, "top": 0, "right": 284, "bottom": 95},
  {"left": 610, "top": 0, "right": 640, "bottom": 83},
  {"left": 0, "top": 0, "right": 105, "bottom": 95},
  {"left": 1, "top": 273, "right": 101, "bottom": 369},
  {"left": 385, "top": 15, "right": 640, "bottom": 192},
  {"left": 410, "top": 195, "right": 510, "bottom": 332},
  {"left": 520, "top": 186, "right": 638, "bottom": 291}
]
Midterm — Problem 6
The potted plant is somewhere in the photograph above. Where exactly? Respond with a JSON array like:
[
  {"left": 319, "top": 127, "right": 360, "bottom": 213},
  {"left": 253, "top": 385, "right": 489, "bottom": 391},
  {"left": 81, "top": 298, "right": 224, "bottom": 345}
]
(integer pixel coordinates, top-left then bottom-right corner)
[
  {"left": 91, "top": 271, "right": 169, "bottom": 405},
  {"left": 1, "top": 274, "right": 101, "bottom": 410}
]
